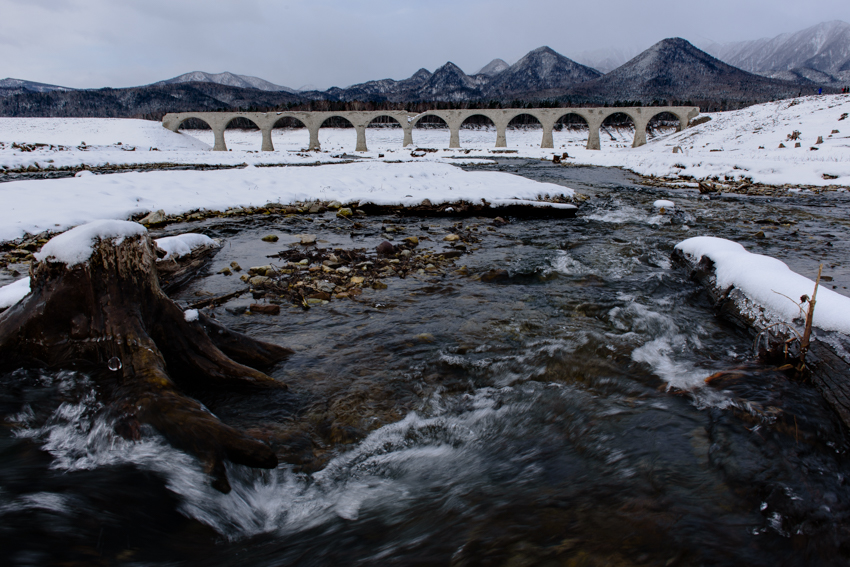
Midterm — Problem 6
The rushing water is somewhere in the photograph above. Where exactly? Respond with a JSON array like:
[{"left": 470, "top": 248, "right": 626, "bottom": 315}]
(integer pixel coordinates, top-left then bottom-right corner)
[{"left": 2, "top": 161, "right": 850, "bottom": 566}]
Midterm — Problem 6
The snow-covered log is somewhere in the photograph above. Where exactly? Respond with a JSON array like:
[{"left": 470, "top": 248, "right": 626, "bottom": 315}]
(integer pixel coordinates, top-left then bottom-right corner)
[{"left": 673, "top": 237, "right": 850, "bottom": 429}]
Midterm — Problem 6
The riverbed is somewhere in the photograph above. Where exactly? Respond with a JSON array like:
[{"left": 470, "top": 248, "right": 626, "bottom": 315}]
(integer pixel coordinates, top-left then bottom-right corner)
[{"left": 1, "top": 161, "right": 849, "bottom": 565}]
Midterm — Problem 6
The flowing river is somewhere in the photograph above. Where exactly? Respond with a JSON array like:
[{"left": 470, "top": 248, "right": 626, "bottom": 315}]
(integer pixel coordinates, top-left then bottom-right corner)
[{"left": 2, "top": 161, "right": 850, "bottom": 565}]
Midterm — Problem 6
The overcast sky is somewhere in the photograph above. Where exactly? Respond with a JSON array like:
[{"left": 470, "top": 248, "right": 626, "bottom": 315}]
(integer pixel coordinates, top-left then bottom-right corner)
[{"left": 1, "top": 0, "right": 847, "bottom": 89}]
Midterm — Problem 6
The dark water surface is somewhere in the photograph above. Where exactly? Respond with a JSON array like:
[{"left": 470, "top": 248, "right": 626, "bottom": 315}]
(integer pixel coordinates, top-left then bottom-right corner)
[{"left": 2, "top": 161, "right": 850, "bottom": 566}]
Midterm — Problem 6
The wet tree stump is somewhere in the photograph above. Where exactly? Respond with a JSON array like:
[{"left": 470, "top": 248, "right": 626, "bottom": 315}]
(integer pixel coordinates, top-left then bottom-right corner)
[
  {"left": 673, "top": 248, "right": 850, "bottom": 430},
  {"left": 0, "top": 222, "right": 292, "bottom": 492}
]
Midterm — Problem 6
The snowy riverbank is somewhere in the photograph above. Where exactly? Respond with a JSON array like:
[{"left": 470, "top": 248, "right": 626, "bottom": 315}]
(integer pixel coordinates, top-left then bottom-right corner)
[
  {"left": 0, "top": 161, "right": 574, "bottom": 243},
  {"left": 2, "top": 95, "right": 847, "bottom": 187}
]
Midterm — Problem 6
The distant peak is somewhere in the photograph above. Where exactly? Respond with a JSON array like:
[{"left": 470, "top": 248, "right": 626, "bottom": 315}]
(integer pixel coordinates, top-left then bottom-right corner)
[
  {"left": 435, "top": 61, "right": 465, "bottom": 74},
  {"left": 530, "top": 46, "right": 558, "bottom": 55},
  {"left": 477, "top": 58, "right": 509, "bottom": 76}
]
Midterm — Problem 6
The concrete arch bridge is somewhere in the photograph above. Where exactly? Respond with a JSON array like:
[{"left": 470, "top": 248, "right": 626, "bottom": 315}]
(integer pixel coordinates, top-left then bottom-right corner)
[{"left": 162, "top": 107, "right": 699, "bottom": 152}]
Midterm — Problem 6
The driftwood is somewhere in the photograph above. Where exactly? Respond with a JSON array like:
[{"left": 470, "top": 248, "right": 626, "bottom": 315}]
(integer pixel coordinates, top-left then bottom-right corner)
[
  {"left": 673, "top": 248, "right": 850, "bottom": 429},
  {"left": 155, "top": 242, "right": 219, "bottom": 294},
  {"left": 0, "top": 230, "right": 292, "bottom": 492}
]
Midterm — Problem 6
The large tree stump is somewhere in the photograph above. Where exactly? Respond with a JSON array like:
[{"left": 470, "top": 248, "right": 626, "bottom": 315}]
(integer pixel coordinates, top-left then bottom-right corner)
[{"left": 0, "top": 221, "right": 292, "bottom": 492}]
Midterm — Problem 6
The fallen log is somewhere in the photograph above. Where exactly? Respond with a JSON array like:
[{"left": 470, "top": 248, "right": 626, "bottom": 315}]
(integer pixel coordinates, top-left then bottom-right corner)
[
  {"left": 673, "top": 246, "right": 850, "bottom": 429},
  {"left": 0, "top": 220, "right": 291, "bottom": 492}
]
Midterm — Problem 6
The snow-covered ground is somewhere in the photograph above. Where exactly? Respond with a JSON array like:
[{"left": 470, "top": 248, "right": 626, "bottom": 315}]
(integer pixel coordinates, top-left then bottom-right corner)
[
  {"left": 0, "top": 161, "right": 574, "bottom": 243},
  {"left": 1, "top": 95, "right": 848, "bottom": 187},
  {"left": 580, "top": 94, "right": 850, "bottom": 187}
]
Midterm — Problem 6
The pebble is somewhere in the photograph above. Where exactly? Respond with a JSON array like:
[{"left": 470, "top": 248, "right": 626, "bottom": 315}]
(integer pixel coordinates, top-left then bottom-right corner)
[
  {"left": 218, "top": 267, "right": 232, "bottom": 276},
  {"left": 444, "top": 234, "right": 460, "bottom": 242},
  {"left": 262, "top": 234, "right": 279, "bottom": 242},
  {"left": 295, "top": 234, "right": 317, "bottom": 245},
  {"left": 248, "top": 275, "right": 271, "bottom": 286},
  {"left": 337, "top": 208, "right": 353, "bottom": 218},
  {"left": 140, "top": 209, "right": 167, "bottom": 225},
  {"left": 400, "top": 250, "right": 412, "bottom": 258},
  {"left": 248, "top": 265, "right": 273, "bottom": 276},
  {"left": 230, "top": 261, "right": 242, "bottom": 271},
  {"left": 350, "top": 276, "right": 365, "bottom": 284},
  {"left": 403, "top": 236, "right": 419, "bottom": 246}
]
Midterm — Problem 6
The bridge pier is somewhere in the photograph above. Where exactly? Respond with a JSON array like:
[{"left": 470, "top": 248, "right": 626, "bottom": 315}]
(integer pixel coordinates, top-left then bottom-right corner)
[
  {"left": 355, "top": 125, "right": 368, "bottom": 152},
  {"left": 540, "top": 119, "right": 555, "bottom": 149},
  {"left": 212, "top": 126, "right": 228, "bottom": 152},
  {"left": 402, "top": 126, "right": 414, "bottom": 147},
  {"left": 308, "top": 125, "right": 321, "bottom": 151},
  {"left": 632, "top": 117, "right": 649, "bottom": 148},
  {"left": 449, "top": 123, "right": 461, "bottom": 149},
  {"left": 495, "top": 120, "right": 509, "bottom": 148},
  {"left": 261, "top": 127, "right": 274, "bottom": 152},
  {"left": 586, "top": 116, "right": 603, "bottom": 151}
]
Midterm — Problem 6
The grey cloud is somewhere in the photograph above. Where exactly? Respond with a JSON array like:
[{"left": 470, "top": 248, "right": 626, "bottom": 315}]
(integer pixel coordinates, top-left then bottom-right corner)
[{"left": 0, "top": 0, "right": 847, "bottom": 89}]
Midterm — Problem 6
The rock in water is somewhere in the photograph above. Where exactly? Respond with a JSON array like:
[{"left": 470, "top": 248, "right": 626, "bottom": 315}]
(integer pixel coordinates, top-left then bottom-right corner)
[
  {"left": 376, "top": 241, "right": 395, "bottom": 255},
  {"left": 250, "top": 304, "right": 281, "bottom": 315}
]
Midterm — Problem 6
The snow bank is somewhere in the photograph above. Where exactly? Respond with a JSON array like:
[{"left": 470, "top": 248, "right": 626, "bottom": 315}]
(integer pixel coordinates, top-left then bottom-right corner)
[
  {"left": 675, "top": 236, "right": 850, "bottom": 335},
  {"left": 0, "top": 161, "right": 574, "bottom": 242},
  {"left": 0, "top": 117, "right": 209, "bottom": 151},
  {"left": 155, "top": 233, "right": 218, "bottom": 260},
  {"left": 0, "top": 276, "right": 30, "bottom": 309},
  {"left": 575, "top": 94, "right": 850, "bottom": 187},
  {"left": 34, "top": 220, "right": 147, "bottom": 266}
]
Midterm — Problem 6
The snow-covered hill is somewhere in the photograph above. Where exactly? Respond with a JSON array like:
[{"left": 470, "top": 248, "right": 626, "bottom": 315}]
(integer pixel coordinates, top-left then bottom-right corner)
[
  {"left": 153, "top": 71, "right": 297, "bottom": 93},
  {"left": 575, "top": 94, "right": 850, "bottom": 187}
]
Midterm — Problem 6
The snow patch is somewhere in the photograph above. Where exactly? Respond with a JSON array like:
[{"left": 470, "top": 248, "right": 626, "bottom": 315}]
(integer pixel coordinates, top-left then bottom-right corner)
[
  {"left": 34, "top": 220, "right": 147, "bottom": 267},
  {"left": 184, "top": 309, "right": 199, "bottom": 322},
  {"left": 0, "top": 277, "right": 30, "bottom": 309},
  {"left": 155, "top": 233, "right": 218, "bottom": 261},
  {"left": 675, "top": 236, "right": 850, "bottom": 335},
  {"left": 653, "top": 199, "right": 675, "bottom": 209}
]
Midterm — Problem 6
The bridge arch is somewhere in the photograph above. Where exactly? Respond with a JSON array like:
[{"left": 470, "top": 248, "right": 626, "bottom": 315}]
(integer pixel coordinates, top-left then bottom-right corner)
[
  {"left": 269, "top": 114, "right": 308, "bottom": 152},
  {"left": 459, "top": 113, "right": 496, "bottom": 147},
  {"left": 173, "top": 114, "right": 215, "bottom": 132},
  {"left": 599, "top": 111, "right": 637, "bottom": 149},
  {"left": 366, "top": 115, "right": 405, "bottom": 149},
  {"left": 319, "top": 115, "right": 356, "bottom": 152},
  {"left": 645, "top": 111, "right": 680, "bottom": 142},
  {"left": 505, "top": 113, "right": 543, "bottom": 149},
  {"left": 412, "top": 113, "right": 450, "bottom": 148},
  {"left": 552, "top": 112, "right": 590, "bottom": 149}
]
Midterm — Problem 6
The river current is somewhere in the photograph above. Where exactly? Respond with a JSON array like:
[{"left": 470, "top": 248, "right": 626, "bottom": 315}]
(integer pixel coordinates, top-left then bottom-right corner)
[{"left": 2, "top": 160, "right": 850, "bottom": 565}]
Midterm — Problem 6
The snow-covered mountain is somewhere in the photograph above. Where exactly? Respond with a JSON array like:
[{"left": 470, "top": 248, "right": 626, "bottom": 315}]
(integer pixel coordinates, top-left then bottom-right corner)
[
  {"left": 153, "top": 71, "right": 298, "bottom": 93},
  {"left": 570, "top": 38, "right": 803, "bottom": 104},
  {"left": 706, "top": 21, "right": 850, "bottom": 87},
  {"left": 0, "top": 78, "right": 74, "bottom": 93},
  {"left": 485, "top": 46, "right": 601, "bottom": 98},
  {"left": 477, "top": 59, "right": 509, "bottom": 76}
]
